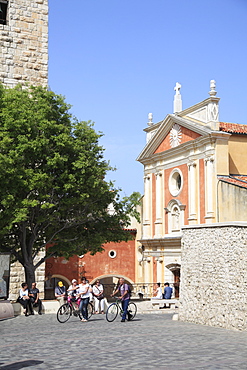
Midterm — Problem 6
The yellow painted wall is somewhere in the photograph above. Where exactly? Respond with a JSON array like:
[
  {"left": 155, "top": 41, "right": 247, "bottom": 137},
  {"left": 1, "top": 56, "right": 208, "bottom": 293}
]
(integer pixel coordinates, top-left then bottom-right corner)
[
  {"left": 218, "top": 181, "right": 247, "bottom": 222},
  {"left": 215, "top": 138, "right": 229, "bottom": 175},
  {"left": 228, "top": 136, "right": 247, "bottom": 174}
]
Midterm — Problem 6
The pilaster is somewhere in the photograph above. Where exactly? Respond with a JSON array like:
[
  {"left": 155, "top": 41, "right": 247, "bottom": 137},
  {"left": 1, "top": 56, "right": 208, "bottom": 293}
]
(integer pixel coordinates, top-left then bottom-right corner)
[
  {"left": 187, "top": 160, "right": 197, "bottom": 223},
  {"left": 204, "top": 155, "right": 215, "bottom": 222},
  {"left": 143, "top": 174, "right": 152, "bottom": 239},
  {"left": 154, "top": 171, "right": 163, "bottom": 238}
]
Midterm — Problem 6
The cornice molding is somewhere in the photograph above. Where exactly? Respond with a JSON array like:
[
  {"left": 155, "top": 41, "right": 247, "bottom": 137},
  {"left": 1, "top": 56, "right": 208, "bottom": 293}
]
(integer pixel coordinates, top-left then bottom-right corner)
[
  {"left": 139, "top": 234, "right": 182, "bottom": 248},
  {"left": 143, "top": 120, "right": 163, "bottom": 133},
  {"left": 177, "top": 96, "right": 220, "bottom": 118},
  {"left": 182, "top": 221, "right": 247, "bottom": 229},
  {"left": 140, "top": 135, "right": 214, "bottom": 167}
]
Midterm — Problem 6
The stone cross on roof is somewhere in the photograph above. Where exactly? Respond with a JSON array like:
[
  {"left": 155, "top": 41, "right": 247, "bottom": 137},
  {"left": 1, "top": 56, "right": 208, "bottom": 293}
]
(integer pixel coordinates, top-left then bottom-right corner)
[{"left": 174, "top": 82, "right": 181, "bottom": 95}]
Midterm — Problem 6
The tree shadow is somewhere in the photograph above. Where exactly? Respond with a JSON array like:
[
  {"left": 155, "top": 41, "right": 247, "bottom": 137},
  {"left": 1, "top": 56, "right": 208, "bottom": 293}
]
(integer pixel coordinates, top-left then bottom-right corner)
[{"left": 0, "top": 360, "right": 43, "bottom": 369}]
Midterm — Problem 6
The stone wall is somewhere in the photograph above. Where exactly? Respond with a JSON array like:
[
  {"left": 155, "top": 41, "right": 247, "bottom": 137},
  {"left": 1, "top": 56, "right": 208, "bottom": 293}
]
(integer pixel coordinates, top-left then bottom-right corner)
[
  {"left": 9, "top": 250, "right": 46, "bottom": 301},
  {"left": 179, "top": 223, "right": 247, "bottom": 331},
  {"left": 0, "top": 0, "right": 48, "bottom": 87}
]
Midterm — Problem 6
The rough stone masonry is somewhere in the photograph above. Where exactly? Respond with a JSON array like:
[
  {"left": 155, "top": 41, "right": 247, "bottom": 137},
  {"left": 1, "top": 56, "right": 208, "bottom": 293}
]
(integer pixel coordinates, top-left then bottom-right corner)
[
  {"left": 0, "top": 0, "right": 48, "bottom": 88},
  {"left": 179, "top": 223, "right": 247, "bottom": 331}
]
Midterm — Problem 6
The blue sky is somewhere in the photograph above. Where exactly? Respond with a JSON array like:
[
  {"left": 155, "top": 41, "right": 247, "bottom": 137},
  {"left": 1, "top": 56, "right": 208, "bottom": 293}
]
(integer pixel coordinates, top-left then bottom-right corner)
[{"left": 48, "top": 0, "right": 247, "bottom": 197}]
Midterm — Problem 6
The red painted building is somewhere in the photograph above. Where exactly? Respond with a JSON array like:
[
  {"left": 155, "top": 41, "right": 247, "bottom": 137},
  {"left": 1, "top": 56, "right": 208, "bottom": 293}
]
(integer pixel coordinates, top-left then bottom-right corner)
[{"left": 44, "top": 230, "right": 137, "bottom": 299}]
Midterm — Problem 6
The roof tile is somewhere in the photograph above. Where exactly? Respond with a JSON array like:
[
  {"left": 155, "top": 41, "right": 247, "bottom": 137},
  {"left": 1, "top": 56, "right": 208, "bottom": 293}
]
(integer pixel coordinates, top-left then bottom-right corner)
[
  {"left": 218, "top": 175, "right": 247, "bottom": 189},
  {"left": 219, "top": 122, "right": 247, "bottom": 134}
]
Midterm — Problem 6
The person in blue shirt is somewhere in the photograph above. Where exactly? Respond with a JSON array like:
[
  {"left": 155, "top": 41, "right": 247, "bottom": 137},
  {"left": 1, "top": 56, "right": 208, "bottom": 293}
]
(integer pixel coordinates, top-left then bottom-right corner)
[{"left": 163, "top": 282, "right": 173, "bottom": 299}]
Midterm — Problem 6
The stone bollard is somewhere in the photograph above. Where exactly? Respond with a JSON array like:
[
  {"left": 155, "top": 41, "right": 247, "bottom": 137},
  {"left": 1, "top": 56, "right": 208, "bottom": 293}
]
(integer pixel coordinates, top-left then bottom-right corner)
[{"left": 0, "top": 300, "right": 14, "bottom": 320}]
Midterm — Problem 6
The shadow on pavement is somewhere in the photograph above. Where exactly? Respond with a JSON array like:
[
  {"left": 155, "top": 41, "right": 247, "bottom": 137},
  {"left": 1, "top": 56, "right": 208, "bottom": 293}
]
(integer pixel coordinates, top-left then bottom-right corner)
[{"left": 0, "top": 360, "right": 43, "bottom": 369}]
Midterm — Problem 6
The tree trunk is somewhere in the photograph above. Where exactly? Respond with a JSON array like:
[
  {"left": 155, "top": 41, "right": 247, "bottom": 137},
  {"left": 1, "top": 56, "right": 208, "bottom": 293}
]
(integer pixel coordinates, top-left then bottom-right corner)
[{"left": 24, "top": 263, "right": 36, "bottom": 289}]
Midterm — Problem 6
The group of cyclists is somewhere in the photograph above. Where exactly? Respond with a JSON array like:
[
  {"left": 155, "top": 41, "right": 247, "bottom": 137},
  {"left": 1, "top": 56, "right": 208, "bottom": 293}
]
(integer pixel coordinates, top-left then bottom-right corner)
[{"left": 56, "top": 276, "right": 132, "bottom": 322}]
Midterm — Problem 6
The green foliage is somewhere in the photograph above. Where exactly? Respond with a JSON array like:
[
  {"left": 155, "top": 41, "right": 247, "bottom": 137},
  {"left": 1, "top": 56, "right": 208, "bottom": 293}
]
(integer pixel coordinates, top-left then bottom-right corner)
[{"left": 0, "top": 84, "right": 141, "bottom": 275}]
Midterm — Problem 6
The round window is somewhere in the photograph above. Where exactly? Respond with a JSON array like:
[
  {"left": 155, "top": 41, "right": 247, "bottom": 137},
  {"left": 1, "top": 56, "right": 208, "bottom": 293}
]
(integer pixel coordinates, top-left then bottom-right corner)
[
  {"left": 108, "top": 250, "right": 117, "bottom": 259},
  {"left": 169, "top": 169, "right": 183, "bottom": 196}
]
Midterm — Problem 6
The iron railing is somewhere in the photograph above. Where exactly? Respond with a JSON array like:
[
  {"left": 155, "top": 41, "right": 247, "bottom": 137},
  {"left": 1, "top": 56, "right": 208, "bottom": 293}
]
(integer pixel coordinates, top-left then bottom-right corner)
[{"left": 101, "top": 282, "right": 180, "bottom": 300}]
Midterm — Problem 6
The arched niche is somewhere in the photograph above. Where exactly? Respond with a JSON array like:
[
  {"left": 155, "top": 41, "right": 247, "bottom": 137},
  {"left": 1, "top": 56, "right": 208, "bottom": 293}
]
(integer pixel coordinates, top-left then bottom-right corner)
[{"left": 165, "top": 199, "right": 186, "bottom": 233}]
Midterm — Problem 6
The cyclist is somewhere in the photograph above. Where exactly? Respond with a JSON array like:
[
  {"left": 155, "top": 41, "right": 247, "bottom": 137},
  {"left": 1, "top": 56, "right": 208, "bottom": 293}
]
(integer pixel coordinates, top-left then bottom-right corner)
[
  {"left": 111, "top": 277, "right": 131, "bottom": 322},
  {"left": 67, "top": 279, "right": 79, "bottom": 308}
]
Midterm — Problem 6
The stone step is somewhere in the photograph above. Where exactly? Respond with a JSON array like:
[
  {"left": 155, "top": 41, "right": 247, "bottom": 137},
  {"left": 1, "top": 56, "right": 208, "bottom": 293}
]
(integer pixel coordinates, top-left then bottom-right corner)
[{"left": 11, "top": 299, "right": 179, "bottom": 316}]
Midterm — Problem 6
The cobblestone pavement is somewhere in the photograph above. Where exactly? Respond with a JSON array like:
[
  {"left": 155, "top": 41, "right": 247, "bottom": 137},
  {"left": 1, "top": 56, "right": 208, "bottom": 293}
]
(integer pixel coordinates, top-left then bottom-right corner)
[{"left": 0, "top": 312, "right": 247, "bottom": 369}]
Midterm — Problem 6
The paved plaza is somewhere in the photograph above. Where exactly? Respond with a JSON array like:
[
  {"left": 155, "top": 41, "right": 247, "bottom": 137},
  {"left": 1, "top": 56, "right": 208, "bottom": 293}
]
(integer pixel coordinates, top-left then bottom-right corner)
[{"left": 0, "top": 311, "right": 247, "bottom": 369}]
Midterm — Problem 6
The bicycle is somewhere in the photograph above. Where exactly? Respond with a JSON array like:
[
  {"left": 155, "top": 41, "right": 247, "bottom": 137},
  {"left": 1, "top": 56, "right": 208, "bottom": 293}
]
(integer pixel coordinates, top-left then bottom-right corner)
[
  {"left": 57, "top": 297, "right": 94, "bottom": 323},
  {"left": 106, "top": 298, "right": 137, "bottom": 322}
]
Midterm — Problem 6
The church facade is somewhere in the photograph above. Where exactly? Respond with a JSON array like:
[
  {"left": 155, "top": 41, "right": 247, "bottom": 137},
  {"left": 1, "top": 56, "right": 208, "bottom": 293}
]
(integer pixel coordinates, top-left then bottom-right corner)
[{"left": 137, "top": 80, "right": 247, "bottom": 307}]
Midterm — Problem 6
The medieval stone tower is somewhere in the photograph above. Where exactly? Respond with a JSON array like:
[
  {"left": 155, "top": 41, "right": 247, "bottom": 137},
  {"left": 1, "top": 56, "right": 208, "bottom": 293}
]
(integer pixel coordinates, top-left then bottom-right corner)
[
  {"left": 0, "top": 0, "right": 48, "bottom": 87},
  {"left": 0, "top": 0, "right": 48, "bottom": 301}
]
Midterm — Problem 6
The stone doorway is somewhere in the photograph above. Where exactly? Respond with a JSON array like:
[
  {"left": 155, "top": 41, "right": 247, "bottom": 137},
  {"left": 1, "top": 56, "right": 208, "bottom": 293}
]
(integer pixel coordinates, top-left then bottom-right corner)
[{"left": 90, "top": 275, "right": 134, "bottom": 299}]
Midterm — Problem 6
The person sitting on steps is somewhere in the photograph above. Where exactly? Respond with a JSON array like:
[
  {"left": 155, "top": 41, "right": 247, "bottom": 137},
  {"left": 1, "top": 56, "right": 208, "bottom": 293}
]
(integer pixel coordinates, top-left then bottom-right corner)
[
  {"left": 151, "top": 282, "right": 163, "bottom": 299},
  {"left": 29, "top": 282, "right": 43, "bottom": 315},
  {"left": 160, "top": 282, "right": 173, "bottom": 309},
  {"left": 17, "top": 282, "right": 32, "bottom": 316}
]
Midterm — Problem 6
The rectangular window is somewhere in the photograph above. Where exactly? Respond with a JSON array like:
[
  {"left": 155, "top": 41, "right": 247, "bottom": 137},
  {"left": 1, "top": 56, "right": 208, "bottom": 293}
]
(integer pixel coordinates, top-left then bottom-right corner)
[{"left": 0, "top": 1, "right": 8, "bottom": 26}]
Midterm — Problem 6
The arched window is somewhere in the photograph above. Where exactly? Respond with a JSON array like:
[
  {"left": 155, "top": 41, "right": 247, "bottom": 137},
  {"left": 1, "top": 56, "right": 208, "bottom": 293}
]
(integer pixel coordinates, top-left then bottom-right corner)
[
  {"left": 171, "top": 205, "right": 180, "bottom": 231},
  {"left": 166, "top": 199, "right": 186, "bottom": 233}
]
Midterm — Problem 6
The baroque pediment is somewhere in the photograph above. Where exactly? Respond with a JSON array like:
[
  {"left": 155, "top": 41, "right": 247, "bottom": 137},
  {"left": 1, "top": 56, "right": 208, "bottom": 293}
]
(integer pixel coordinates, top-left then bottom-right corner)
[{"left": 137, "top": 114, "right": 212, "bottom": 162}]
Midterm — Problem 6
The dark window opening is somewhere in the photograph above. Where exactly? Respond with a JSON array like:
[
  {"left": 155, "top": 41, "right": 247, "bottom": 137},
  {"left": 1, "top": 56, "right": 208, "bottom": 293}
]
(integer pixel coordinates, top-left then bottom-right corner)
[
  {"left": 176, "top": 174, "right": 181, "bottom": 190},
  {"left": 0, "top": 1, "right": 8, "bottom": 26}
]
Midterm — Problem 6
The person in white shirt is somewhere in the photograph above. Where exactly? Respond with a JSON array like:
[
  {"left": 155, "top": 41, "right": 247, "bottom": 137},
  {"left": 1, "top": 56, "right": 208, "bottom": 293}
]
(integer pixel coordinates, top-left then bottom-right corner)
[
  {"left": 77, "top": 277, "right": 90, "bottom": 321},
  {"left": 93, "top": 280, "right": 104, "bottom": 314},
  {"left": 151, "top": 282, "right": 163, "bottom": 299},
  {"left": 17, "top": 282, "right": 32, "bottom": 316},
  {"left": 86, "top": 279, "right": 93, "bottom": 302}
]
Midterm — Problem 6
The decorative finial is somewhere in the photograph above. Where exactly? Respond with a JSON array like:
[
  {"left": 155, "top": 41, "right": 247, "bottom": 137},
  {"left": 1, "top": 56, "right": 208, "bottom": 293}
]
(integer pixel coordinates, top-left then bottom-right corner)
[
  {"left": 209, "top": 80, "right": 217, "bottom": 96},
  {"left": 173, "top": 82, "right": 182, "bottom": 113},
  {"left": 148, "top": 113, "right": 153, "bottom": 126}
]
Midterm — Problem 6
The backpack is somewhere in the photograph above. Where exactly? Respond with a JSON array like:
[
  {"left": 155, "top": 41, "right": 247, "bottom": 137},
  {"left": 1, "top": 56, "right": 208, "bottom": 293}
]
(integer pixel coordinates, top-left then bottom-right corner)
[{"left": 127, "top": 284, "right": 132, "bottom": 297}]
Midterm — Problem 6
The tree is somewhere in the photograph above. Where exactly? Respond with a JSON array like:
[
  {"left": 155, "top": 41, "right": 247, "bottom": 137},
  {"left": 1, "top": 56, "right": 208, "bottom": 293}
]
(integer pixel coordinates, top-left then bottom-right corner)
[{"left": 0, "top": 85, "right": 141, "bottom": 286}]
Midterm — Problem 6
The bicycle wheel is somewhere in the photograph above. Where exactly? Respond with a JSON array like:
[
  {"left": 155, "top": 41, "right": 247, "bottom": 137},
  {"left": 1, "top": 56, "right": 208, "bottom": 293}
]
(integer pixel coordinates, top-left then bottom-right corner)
[
  {"left": 78, "top": 302, "right": 94, "bottom": 320},
  {"left": 57, "top": 304, "right": 72, "bottom": 323},
  {"left": 87, "top": 302, "right": 94, "bottom": 319},
  {"left": 127, "top": 301, "right": 137, "bottom": 320},
  {"left": 106, "top": 303, "right": 119, "bottom": 322}
]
